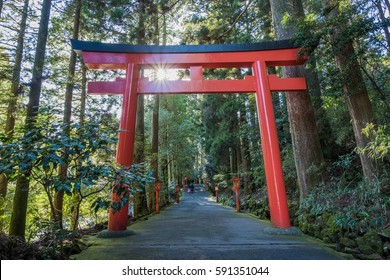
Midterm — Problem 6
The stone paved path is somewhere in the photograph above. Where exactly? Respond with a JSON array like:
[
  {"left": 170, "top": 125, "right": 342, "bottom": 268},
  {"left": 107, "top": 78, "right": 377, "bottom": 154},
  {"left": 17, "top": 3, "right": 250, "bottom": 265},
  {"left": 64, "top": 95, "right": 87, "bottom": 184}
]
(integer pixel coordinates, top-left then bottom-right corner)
[{"left": 73, "top": 185, "right": 344, "bottom": 260}]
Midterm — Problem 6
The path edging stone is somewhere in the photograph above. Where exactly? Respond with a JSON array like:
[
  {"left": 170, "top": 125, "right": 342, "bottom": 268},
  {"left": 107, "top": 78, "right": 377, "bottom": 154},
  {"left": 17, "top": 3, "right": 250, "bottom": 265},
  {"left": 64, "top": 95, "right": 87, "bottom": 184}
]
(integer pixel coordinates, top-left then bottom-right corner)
[
  {"left": 263, "top": 226, "right": 302, "bottom": 235},
  {"left": 97, "top": 229, "right": 134, "bottom": 238}
]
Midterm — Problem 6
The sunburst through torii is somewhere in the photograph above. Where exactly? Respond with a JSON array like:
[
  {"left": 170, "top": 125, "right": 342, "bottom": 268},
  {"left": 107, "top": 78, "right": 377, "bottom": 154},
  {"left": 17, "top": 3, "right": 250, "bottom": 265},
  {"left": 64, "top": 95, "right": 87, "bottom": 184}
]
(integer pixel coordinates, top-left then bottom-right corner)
[{"left": 72, "top": 39, "right": 308, "bottom": 234}]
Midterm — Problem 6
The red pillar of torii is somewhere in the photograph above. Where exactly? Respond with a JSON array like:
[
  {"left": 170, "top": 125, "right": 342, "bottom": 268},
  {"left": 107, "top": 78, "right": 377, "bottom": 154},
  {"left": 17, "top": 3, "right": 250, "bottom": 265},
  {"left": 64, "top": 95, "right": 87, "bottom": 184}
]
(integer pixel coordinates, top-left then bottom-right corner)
[{"left": 72, "top": 39, "right": 308, "bottom": 232}]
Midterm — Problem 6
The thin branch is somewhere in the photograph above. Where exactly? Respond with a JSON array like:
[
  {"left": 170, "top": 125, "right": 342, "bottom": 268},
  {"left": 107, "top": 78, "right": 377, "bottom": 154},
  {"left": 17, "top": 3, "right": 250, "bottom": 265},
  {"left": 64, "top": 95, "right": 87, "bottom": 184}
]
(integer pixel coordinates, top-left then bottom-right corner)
[
  {"left": 80, "top": 182, "right": 110, "bottom": 200},
  {"left": 360, "top": 65, "right": 390, "bottom": 117},
  {"left": 0, "top": 23, "right": 20, "bottom": 32},
  {"left": 218, "top": 0, "right": 254, "bottom": 40}
]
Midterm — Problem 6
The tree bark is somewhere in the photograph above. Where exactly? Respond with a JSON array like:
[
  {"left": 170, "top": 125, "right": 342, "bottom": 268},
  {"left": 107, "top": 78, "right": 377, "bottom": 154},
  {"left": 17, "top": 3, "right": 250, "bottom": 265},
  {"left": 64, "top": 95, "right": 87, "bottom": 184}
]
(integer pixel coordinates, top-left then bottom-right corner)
[
  {"left": 133, "top": 0, "right": 148, "bottom": 218},
  {"left": 70, "top": 64, "right": 87, "bottom": 231},
  {"left": 384, "top": 0, "right": 390, "bottom": 13},
  {"left": 270, "top": 0, "right": 324, "bottom": 199},
  {"left": 1, "top": 0, "right": 29, "bottom": 232},
  {"left": 151, "top": 0, "right": 160, "bottom": 180},
  {"left": 54, "top": 0, "right": 82, "bottom": 229},
  {"left": 147, "top": 0, "right": 160, "bottom": 212},
  {"left": 0, "top": 173, "right": 7, "bottom": 231},
  {"left": 375, "top": 0, "right": 390, "bottom": 51},
  {"left": 9, "top": 0, "right": 52, "bottom": 239},
  {"left": 239, "top": 105, "right": 252, "bottom": 195},
  {"left": 5, "top": 0, "right": 29, "bottom": 139},
  {"left": 325, "top": 0, "right": 378, "bottom": 181},
  {"left": 134, "top": 0, "right": 146, "bottom": 164},
  {"left": 151, "top": 94, "right": 160, "bottom": 179},
  {"left": 230, "top": 146, "right": 238, "bottom": 174}
]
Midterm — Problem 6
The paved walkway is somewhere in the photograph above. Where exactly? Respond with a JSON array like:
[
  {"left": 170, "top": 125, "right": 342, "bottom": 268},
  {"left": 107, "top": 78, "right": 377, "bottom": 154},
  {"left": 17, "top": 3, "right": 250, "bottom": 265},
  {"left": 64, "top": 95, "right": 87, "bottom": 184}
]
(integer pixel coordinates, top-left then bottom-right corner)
[{"left": 73, "top": 185, "right": 344, "bottom": 260}]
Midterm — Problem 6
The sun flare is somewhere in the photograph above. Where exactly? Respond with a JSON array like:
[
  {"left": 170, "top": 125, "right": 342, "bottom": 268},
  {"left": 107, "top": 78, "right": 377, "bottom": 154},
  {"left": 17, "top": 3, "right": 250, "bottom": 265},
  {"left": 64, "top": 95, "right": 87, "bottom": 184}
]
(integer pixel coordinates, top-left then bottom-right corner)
[{"left": 156, "top": 68, "right": 167, "bottom": 81}]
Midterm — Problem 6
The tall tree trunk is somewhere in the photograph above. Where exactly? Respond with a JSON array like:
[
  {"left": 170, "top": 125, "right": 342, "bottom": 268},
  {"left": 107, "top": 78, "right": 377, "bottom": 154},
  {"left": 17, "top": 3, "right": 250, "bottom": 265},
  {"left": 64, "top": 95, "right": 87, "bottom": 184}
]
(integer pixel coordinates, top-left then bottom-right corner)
[
  {"left": 133, "top": 0, "right": 148, "bottom": 218},
  {"left": 0, "top": 173, "right": 7, "bottom": 231},
  {"left": 239, "top": 106, "right": 252, "bottom": 194},
  {"left": 303, "top": 57, "right": 336, "bottom": 159},
  {"left": 70, "top": 64, "right": 87, "bottom": 231},
  {"left": 0, "top": 0, "right": 29, "bottom": 232},
  {"left": 270, "top": 0, "right": 324, "bottom": 200},
  {"left": 151, "top": 0, "right": 160, "bottom": 180},
  {"left": 384, "top": 0, "right": 390, "bottom": 14},
  {"left": 236, "top": 144, "right": 241, "bottom": 171},
  {"left": 147, "top": 0, "right": 160, "bottom": 212},
  {"left": 9, "top": 0, "right": 52, "bottom": 239},
  {"left": 230, "top": 146, "right": 238, "bottom": 174},
  {"left": 151, "top": 95, "right": 160, "bottom": 178},
  {"left": 325, "top": 0, "right": 378, "bottom": 182},
  {"left": 134, "top": 0, "right": 146, "bottom": 164},
  {"left": 5, "top": 0, "right": 29, "bottom": 139},
  {"left": 54, "top": 0, "right": 82, "bottom": 229},
  {"left": 375, "top": 0, "right": 390, "bottom": 51}
]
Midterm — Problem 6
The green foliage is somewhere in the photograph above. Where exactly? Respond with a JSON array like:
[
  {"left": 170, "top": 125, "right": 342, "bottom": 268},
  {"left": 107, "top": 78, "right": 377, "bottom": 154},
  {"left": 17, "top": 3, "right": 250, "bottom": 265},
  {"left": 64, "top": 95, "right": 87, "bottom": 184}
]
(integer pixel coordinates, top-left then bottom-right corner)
[
  {"left": 299, "top": 178, "right": 390, "bottom": 232},
  {"left": 157, "top": 94, "right": 201, "bottom": 181},
  {"left": 0, "top": 107, "right": 153, "bottom": 234},
  {"left": 362, "top": 124, "right": 390, "bottom": 161},
  {"left": 106, "top": 163, "right": 155, "bottom": 214}
]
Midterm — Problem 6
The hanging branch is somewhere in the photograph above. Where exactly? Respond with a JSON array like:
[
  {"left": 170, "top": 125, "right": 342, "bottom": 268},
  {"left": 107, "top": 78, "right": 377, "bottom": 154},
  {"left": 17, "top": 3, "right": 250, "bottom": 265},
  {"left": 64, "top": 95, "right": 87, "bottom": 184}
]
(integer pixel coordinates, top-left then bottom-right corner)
[{"left": 218, "top": 0, "right": 254, "bottom": 40}]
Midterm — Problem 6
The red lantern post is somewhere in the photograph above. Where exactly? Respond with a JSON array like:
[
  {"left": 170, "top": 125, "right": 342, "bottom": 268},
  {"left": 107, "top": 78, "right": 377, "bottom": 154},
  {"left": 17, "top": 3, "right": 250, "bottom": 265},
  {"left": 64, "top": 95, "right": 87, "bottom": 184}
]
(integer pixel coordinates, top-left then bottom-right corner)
[
  {"left": 215, "top": 186, "right": 219, "bottom": 203},
  {"left": 233, "top": 177, "right": 240, "bottom": 212},
  {"left": 154, "top": 180, "right": 162, "bottom": 214}
]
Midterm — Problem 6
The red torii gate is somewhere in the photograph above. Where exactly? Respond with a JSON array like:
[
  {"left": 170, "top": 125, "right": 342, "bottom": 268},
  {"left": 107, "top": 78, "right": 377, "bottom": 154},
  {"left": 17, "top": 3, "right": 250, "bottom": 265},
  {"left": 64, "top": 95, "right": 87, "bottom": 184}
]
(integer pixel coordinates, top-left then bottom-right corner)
[{"left": 72, "top": 39, "right": 307, "bottom": 233}]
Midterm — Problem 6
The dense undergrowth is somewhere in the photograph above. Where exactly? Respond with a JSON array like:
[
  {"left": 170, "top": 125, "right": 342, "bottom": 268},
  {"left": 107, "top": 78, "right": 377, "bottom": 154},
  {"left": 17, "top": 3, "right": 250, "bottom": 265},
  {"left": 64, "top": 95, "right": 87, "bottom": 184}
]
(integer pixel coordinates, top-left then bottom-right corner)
[
  {"left": 214, "top": 174, "right": 390, "bottom": 260},
  {"left": 0, "top": 224, "right": 96, "bottom": 260}
]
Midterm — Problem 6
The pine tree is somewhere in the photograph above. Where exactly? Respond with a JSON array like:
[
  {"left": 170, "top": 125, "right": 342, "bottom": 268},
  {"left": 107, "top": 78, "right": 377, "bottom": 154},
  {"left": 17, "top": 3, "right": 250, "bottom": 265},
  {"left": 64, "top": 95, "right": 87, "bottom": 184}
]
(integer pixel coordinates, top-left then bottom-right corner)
[
  {"left": 54, "top": 0, "right": 82, "bottom": 229},
  {"left": 324, "top": 0, "right": 378, "bottom": 182},
  {"left": 9, "top": 0, "right": 53, "bottom": 239},
  {"left": 0, "top": 0, "right": 29, "bottom": 232}
]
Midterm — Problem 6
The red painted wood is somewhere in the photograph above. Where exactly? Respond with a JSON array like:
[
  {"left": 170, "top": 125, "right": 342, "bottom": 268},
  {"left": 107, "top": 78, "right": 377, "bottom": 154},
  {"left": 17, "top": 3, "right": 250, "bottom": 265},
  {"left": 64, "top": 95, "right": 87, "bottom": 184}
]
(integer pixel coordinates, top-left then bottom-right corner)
[
  {"left": 80, "top": 45, "right": 309, "bottom": 231},
  {"left": 88, "top": 75, "right": 306, "bottom": 95},
  {"left": 116, "top": 64, "right": 139, "bottom": 166},
  {"left": 108, "top": 63, "right": 140, "bottom": 232},
  {"left": 253, "top": 60, "right": 290, "bottom": 228},
  {"left": 82, "top": 48, "right": 306, "bottom": 70},
  {"left": 138, "top": 77, "right": 256, "bottom": 94},
  {"left": 88, "top": 81, "right": 124, "bottom": 95},
  {"left": 190, "top": 66, "right": 203, "bottom": 80},
  {"left": 268, "top": 74, "right": 307, "bottom": 91}
]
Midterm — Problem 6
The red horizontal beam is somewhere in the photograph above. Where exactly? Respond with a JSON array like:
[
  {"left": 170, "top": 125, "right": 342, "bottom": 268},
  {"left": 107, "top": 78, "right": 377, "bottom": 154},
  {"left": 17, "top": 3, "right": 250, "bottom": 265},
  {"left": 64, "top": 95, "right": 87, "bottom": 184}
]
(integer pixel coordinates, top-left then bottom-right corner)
[
  {"left": 88, "top": 75, "right": 306, "bottom": 95},
  {"left": 88, "top": 80, "right": 124, "bottom": 95},
  {"left": 139, "top": 76, "right": 256, "bottom": 94},
  {"left": 82, "top": 48, "right": 306, "bottom": 70},
  {"left": 268, "top": 74, "right": 307, "bottom": 91}
]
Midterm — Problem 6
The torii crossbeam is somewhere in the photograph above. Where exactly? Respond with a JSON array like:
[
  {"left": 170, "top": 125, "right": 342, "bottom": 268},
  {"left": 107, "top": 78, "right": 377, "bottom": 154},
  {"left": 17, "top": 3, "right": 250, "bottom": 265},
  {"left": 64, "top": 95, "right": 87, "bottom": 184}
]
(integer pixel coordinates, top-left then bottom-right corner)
[{"left": 72, "top": 39, "right": 307, "bottom": 233}]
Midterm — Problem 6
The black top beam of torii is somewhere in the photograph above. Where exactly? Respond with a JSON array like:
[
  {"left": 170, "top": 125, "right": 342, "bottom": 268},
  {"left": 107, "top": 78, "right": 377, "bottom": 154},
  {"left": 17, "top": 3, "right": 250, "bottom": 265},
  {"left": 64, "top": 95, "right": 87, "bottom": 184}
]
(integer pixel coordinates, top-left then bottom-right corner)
[{"left": 71, "top": 39, "right": 299, "bottom": 54}]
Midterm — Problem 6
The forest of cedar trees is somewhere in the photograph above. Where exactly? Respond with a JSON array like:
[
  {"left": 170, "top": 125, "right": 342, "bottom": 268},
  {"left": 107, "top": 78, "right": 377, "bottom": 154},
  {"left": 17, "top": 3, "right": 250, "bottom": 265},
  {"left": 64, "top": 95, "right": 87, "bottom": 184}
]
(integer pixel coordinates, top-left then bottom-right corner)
[{"left": 0, "top": 0, "right": 389, "bottom": 259}]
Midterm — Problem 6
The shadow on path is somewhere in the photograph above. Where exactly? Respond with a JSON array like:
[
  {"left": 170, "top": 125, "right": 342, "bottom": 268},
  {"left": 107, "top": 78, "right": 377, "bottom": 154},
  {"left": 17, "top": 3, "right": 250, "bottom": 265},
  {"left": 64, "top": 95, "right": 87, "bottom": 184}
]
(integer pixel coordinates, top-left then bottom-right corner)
[{"left": 73, "top": 185, "right": 345, "bottom": 260}]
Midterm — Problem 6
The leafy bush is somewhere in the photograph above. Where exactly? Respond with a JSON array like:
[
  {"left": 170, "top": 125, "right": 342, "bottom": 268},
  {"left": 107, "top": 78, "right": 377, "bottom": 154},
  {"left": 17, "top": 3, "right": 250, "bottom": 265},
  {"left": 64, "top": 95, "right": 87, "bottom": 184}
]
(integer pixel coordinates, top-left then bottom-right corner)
[
  {"left": 0, "top": 108, "right": 154, "bottom": 235},
  {"left": 299, "top": 177, "right": 390, "bottom": 232},
  {"left": 362, "top": 124, "right": 390, "bottom": 161}
]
